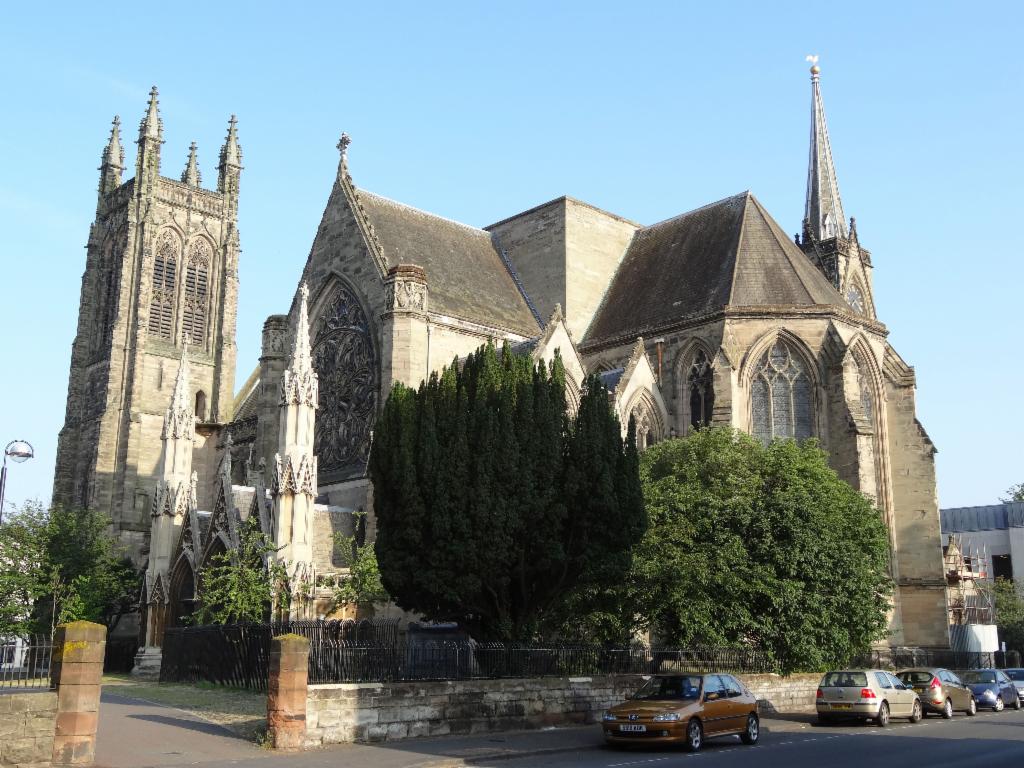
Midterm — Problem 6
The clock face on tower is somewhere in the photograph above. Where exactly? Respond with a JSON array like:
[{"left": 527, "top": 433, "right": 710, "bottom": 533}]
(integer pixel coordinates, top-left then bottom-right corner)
[{"left": 846, "top": 284, "right": 865, "bottom": 314}]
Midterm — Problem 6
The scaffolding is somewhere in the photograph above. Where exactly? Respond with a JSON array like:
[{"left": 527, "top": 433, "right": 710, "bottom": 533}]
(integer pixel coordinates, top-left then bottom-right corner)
[{"left": 944, "top": 534, "right": 995, "bottom": 626}]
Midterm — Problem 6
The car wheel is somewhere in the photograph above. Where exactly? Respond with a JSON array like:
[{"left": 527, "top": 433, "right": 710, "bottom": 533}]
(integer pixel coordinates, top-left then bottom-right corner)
[
  {"left": 685, "top": 718, "right": 703, "bottom": 752},
  {"left": 909, "top": 700, "right": 922, "bottom": 723},
  {"left": 995, "top": 696, "right": 1005, "bottom": 712},
  {"left": 942, "top": 698, "right": 953, "bottom": 719},
  {"left": 741, "top": 714, "right": 759, "bottom": 745},
  {"left": 967, "top": 698, "right": 977, "bottom": 716},
  {"left": 875, "top": 702, "right": 890, "bottom": 727}
]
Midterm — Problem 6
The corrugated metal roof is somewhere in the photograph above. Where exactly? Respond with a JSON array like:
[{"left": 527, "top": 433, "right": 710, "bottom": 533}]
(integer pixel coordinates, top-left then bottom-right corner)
[{"left": 940, "top": 502, "right": 1024, "bottom": 532}]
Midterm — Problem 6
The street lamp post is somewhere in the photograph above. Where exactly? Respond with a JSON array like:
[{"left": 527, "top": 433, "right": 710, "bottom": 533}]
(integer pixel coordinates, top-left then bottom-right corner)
[{"left": 0, "top": 440, "right": 34, "bottom": 525}]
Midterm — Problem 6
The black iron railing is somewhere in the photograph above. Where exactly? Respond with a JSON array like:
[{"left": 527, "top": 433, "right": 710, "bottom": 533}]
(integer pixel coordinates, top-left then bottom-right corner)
[
  {"left": 159, "top": 621, "right": 773, "bottom": 691},
  {"left": 103, "top": 637, "right": 141, "bottom": 674},
  {"left": 0, "top": 636, "right": 54, "bottom": 689},
  {"left": 850, "top": 648, "right": 1023, "bottom": 671}
]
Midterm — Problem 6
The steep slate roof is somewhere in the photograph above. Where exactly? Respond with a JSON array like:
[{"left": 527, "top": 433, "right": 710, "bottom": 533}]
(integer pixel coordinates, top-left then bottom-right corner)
[
  {"left": 584, "top": 192, "right": 850, "bottom": 346},
  {"left": 356, "top": 191, "right": 540, "bottom": 337}
]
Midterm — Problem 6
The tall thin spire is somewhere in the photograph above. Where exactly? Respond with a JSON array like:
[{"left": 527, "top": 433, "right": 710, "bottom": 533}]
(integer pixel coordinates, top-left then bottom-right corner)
[
  {"left": 98, "top": 116, "right": 124, "bottom": 198},
  {"left": 140, "top": 86, "right": 162, "bottom": 141},
  {"left": 217, "top": 115, "right": 242, "bottom": 195},
  {"left": 804, "top": 56, "right": 847, "bottom": 241},
  {"left": 181, "top": 141, "right": 201, "bottom": 187},
  {"left": 280, "top": 283, "right": 317, "bottom": 404},
  {"left": 163, "top": 340, "right": 195, "bottom": 440}
]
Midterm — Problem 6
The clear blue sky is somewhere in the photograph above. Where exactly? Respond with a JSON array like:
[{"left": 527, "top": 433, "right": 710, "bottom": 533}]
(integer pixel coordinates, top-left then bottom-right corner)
[{"left": 0, "top": 1, "right": 1020, "bottom": 511}]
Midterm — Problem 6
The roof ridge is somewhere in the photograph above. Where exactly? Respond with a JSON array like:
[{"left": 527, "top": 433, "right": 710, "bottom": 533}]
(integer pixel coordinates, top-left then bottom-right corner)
[
  {"left": 727, "top": 192, "right": 754, "bottom": 305},
  {"left": 643, "top": 190, "right": 750, "bottom": 232},
  {"left": 358, "top": 188, "right": 491, "bottom": 237},
  {"left": 749, "top": 195, "right": 817, "bottom": 305}
]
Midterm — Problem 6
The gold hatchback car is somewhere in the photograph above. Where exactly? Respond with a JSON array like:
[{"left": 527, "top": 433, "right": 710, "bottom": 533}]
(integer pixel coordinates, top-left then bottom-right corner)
[{"left": 602, "top": 673, "right": 760, "bottom": 752}]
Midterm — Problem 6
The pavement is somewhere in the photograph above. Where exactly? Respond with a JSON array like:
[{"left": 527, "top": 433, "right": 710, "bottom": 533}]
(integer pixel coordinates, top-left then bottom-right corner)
[{"left": 96, "top": 688, "right": 1024, "bottom": 768}]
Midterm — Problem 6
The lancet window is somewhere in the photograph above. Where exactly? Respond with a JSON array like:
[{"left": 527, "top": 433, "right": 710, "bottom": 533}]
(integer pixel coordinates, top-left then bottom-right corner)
[
  {"left": 148, "top": 231, "right": 178, "bottom": 340},
  {"left": 181, "top": 240, "right": 210, "bottom": 347},
  {"left": 751, "top": 340, "right": 814, "bottom": 444},
  {"left": 857, "top": 364, "right": 874, "bottom": 426},
  {"left": 685, "top": 349, "right": 714, "bottom": 431}
]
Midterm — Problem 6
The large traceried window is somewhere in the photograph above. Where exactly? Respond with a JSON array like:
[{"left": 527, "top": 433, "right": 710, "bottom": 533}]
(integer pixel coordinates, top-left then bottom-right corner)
[
  {"left": 686, "top": 349, "right": 714, "bottom": 431},
  {"left": 182, "top": 240, "right": 210, "bottom": 347},
  {"left": 148, "top": 231, "right": 178, "bottom": 340},
  {"left": 751, "top": 340, "right": 814, "bottom": 444}
]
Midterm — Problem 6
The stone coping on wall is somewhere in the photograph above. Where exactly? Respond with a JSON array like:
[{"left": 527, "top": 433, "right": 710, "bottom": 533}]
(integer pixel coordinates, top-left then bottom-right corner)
[{"left": 305, "top": 672, "right": 823, "bottom": 746}]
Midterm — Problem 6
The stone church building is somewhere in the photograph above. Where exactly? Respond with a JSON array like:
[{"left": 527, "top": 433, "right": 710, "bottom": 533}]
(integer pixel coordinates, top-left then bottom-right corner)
[{"left": 53, "top": 65, "right": 949, "bottom": 660}]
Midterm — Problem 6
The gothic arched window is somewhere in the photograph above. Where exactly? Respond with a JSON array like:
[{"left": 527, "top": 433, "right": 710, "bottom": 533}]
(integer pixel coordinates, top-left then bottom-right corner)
[
  {"left": 194, "top": 390, "right": 207, "bottom": 422},
  {"left": 149, "top": 231, "right": 178, "bottom": 340},
  {"left": 629, "top": 392, "right": 663, "bottom": 452},
  {"left": 182, "top": 240, "right": 210, "bottom": 347},
  {"left": 857, "top": 364, "right": 874, "bottom": 425},
  {"left": 686, "top": 349, "right": 714, "bottom": 431},
  {"left": 751, "top": 340, "right": 814, "bottom": 444}
]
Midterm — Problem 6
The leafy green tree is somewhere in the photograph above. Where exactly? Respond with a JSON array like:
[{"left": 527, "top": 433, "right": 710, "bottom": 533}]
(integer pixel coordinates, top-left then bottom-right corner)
[
  {"left": 1002, "top": 484, "right": 1024, "bottom": 503},
  {"left": 987, "top": 578, "right": 1024, "bottom": 652},
  {"left": 332, "top": 532, "right": 390, "bottom": 608},
  {"left": 0, "top": 502, "right": 141, "bottom": 637},
  {"left": 633, "top": 428, "right": 892, "bottom": 674},
  {"left": 371, "top": 342, "right": 646, "bottom": 641},
  {"left": 0, "top": 503, "right": 48, "bottom": 637},
  {"left": 195, "top": 516, "right": 288, "bottom": 624}
]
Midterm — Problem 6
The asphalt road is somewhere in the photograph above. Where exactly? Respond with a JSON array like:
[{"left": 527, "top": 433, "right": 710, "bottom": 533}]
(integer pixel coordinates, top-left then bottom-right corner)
[{"left": 483, "top": 709, "right": 1024, "bottom": 768}]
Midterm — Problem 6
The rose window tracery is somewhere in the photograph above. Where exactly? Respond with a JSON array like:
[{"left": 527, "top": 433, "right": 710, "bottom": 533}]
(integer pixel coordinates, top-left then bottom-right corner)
[{"left": 312, "top": 283, "right": 377, "bottom": 480}]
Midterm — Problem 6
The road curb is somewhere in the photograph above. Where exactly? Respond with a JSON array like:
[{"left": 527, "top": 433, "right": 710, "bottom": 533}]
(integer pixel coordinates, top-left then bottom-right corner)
[{"left": 418, "top": 741, "right": 602, "bottom": 767}]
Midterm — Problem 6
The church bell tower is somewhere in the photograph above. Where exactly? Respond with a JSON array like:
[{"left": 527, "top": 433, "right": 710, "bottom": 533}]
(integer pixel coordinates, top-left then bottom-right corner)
[{"left": 53, "top": 88, "right": 241, "bottom": 560}]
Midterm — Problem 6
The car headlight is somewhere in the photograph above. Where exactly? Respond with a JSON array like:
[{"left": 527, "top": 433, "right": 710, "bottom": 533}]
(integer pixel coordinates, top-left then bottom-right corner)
[
  {"left": 602, "top": 712, "right": 618, "bottom": 722},
  {"left": 982, "top": 689, "right": 996, "bottom": 698},
  {"left": 652, "top": 713, "right": 681, "bottom": 722}
]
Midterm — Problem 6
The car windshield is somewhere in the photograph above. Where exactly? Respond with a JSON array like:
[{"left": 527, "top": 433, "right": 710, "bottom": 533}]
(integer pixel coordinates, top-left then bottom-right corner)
[
  {"left": 820, "top": 671, "right": 868, "bottom": 688},
  {"left": 631, "top": 676, "right": 702, "bottom": 700},
  {"left": 961, "top": 671, "right": 997, "bottom": 684},
  {"left": 897, "top": 671, "right": 933, "bottom": 685},
  {"left": 1005, "top": 670, "right": 1024, "bottom": 682}
]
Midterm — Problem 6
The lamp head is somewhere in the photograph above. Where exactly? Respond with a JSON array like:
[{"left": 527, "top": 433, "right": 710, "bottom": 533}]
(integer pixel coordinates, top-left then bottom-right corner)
[{"left": 5, "top": 440, "right": 34, "bottom": 463}]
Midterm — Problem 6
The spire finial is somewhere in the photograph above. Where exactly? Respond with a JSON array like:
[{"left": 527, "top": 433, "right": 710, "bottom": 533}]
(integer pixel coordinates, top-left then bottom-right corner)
[
  {"left": 140, "top": 85, "right": 162, "bottom": 140},
  {"left": 162, "top": 337, "right": 195, "bottom": 440},
  {"left": 279, "top": 282, "right": 318, "bottom": 408},
  {"left": 181, "top": 141, "right": 201, "bottom": 187},
  {"left": 804, "top": 55, "right": 848, "bottom": 241},
  {"left": 338, "top": 133, "right": 351, "bottom": 158}
]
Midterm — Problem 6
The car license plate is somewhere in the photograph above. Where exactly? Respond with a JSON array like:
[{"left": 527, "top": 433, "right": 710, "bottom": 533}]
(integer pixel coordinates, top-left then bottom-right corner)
[
  {"left": 831, "top": 703, "right": 852, "bottom": 710},
  {"left": 619, "top": 724, "right": 646, "bottom": 732}
]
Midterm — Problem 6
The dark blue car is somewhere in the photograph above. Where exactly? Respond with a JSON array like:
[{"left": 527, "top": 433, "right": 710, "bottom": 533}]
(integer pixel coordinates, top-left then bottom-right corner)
[{"left": 960, "top": 669, "right": 1022, "bottom": 711}]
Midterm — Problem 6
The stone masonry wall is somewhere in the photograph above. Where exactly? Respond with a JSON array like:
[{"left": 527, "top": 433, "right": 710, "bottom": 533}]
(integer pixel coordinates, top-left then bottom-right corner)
[
  {"left": 305, "top": 673, "right": 822, "bottom": 746},
  {"left": 0, "top": 690, "right": 57, "bottom": 768}
]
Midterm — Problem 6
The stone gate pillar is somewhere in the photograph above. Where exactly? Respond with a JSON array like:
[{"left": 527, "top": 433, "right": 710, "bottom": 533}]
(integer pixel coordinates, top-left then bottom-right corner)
[
  {"left": 51, "top": 621, "right": 107, "bottom": 766},
  {"left": 267, "top": 634, "right": 309, "bottom": 749}
]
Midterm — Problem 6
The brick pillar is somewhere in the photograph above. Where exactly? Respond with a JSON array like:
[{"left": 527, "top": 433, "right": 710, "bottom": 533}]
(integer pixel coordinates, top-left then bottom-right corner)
[
  {"left": 267, "top": 634, "right": 308, "bottom": 750},
  {"left": 51, "top": 620, "right": 107, "bottom": 766}
]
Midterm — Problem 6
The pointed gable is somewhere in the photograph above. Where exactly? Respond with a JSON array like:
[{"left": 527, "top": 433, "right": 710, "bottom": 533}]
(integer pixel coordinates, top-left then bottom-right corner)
[
  {"left": 356, "top": 190, "right": 540, "bottom": 336},
  {"left": 583, "top": 192, "right": 850, "bottom": 347}
]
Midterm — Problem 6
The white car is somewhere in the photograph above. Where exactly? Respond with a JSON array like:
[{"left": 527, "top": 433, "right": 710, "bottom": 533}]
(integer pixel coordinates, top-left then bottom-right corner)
[{"left": 1002, "top": 668, "right": 1024, "bottom": 703}]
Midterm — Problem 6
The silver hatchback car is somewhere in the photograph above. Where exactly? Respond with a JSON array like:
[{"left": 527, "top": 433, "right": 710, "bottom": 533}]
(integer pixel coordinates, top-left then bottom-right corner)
[{"left": 816, "top": 669, "right": 922, "bottom": 726}]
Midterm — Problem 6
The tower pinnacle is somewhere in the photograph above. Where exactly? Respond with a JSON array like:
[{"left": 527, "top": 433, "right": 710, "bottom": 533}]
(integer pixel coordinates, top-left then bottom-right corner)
[
  {"left": 98, "top": 116, "right": 124, "bottom": 198},
  {"left": 181, "top": 141, "right": 201, "bottom": 187},
  {"left": 140, "top": 86, "right": 162, "bottom": 141},
  {"left": 804, "top": 56, "right": 847, "bottom": 241},
  {"left": 217, "top": 115, "right": 242, "bottom": 195},
  {"left": 163, "top": 340, "right": 195, "bottom": 441}
]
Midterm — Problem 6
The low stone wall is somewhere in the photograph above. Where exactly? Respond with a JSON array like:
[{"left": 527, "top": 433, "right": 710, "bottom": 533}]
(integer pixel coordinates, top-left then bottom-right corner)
[
  {"left": 306, "top": 676, "right": 644, "bottom": 746},
  {"left": 0, "top": 690, "right": 57, "bottom": 768},
  {"left": 741, "top": 673, "right": 821, "bottom": 714},
  {"left": 305, "top": 672, "right": 822, "bottom": 746}
]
